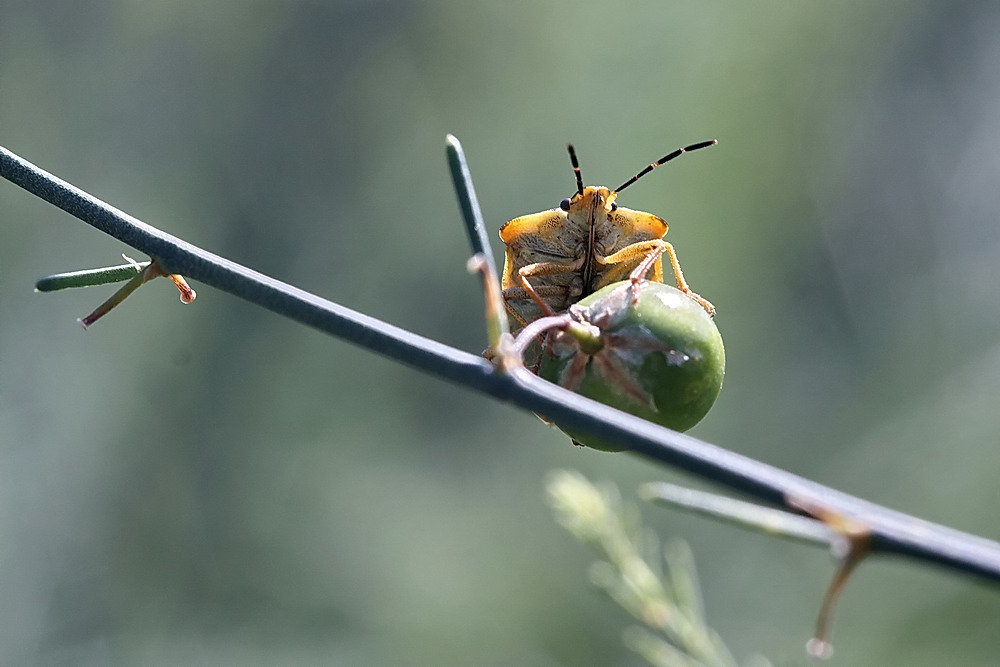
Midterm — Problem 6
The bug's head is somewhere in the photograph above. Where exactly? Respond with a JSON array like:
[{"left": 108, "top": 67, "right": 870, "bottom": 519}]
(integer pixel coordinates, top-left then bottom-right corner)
[
  {"left": 559, "top": 186, "right": 618, "bottom": 215},
  {"left": 561, "top": 145, "right": 619, "bottom": 215}
]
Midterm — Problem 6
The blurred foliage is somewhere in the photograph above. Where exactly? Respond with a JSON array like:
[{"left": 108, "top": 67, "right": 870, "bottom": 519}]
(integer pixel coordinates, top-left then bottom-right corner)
[
  {"left": 2, "top": 1, "right": 1000, "bottom": 663},
  {"left": 548, "top": 470, "right": 741, "bottom": 666}
]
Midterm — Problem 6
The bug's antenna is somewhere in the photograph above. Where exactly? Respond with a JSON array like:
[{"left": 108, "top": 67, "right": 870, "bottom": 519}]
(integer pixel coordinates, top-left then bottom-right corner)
[
  {"left": 613, "top": 139, "right": 717, "bottom": 194},
  {"left": 567, "top": 144, "right": 584, "bottom": 196}
]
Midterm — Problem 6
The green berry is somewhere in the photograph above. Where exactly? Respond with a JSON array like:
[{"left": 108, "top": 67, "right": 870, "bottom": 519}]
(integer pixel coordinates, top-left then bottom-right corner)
[{"left": 538, "top": 281, "right": 725, "bottom": 451}]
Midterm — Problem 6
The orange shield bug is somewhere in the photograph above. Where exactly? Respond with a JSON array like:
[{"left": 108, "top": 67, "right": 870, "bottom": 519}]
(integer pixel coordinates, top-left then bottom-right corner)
[{"left": 499, "top": 141, "right": 717, "bottom": 328}]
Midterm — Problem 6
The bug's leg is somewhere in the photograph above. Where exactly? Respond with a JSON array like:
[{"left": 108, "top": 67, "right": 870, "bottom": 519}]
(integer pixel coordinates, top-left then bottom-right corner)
[
  {"left": 596, "top": 241, "right": 667, "bottom": 305},
  {"left": 594, "top": 240, "right": 666, "bottom": 288},
  {"left": 510, "top": 257, "right": 585, "bottom": 318},
  {"left": 499, "top": 283, "right": 572, "bottom": 371},
  {"left": 660, "top": 241, "right": 715, "bottom": 316},
  {"left": 626, "top": 242, "right": 666, "bottom": 285},
  {"left": 598, "top": 240, "right": 715, "bottom": 316},
  {"left": 501, "top": 285, "right": 571, "bottom": 327}
]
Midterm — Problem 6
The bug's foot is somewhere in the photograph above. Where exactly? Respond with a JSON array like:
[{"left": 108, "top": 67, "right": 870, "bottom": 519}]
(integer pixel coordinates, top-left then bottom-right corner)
[{"left": 684, "top": 290, "right": 716, "bottom": 318}]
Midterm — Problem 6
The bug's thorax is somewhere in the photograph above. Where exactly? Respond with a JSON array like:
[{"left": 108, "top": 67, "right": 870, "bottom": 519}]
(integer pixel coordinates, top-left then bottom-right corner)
[
  {"left": 564, "top": 186, "right": 618, "bottom": 290},
  {"left": 565, "top": 185, "right": 617, "bottom": 246}
]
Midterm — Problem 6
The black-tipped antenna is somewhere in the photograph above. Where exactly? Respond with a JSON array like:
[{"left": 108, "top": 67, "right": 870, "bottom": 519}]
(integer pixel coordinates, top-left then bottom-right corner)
[
  {"left": 613, "top": 139, "right": 717, "bottom": 194},
  {"left": 567, "top": 144, "right": 584, "bottom": 196}
]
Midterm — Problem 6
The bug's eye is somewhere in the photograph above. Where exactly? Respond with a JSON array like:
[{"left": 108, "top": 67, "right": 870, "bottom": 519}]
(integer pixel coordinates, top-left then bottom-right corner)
[
  {"left": 559, "top": 198, "right": 571, "bottom": 211},
  {"left": 610, "top": 202, "right": 618, "bottom": 211}
]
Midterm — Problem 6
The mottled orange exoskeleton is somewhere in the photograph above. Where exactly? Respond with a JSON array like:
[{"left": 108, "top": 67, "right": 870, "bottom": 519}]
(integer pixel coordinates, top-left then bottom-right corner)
[{"left": 500, "top": 141, "right": 716, "bottom": 327}]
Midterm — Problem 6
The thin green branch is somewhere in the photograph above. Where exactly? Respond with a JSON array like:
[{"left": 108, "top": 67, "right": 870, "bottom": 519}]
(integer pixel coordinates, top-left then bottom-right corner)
[
  {"left": 2, "top": 141, "right": 1000, "bottom": 585},
  {"left": 446, "top": 134, "right": 497, "bottom": 278},
  {"left": 640, "top": 482, "right": 837, "bottom": 548},
  {"left": 36, "top": 260, "right": 148, "bottom": 291},
  {"left": 447, "top": 134, "right": 511, "bottom": 342}
]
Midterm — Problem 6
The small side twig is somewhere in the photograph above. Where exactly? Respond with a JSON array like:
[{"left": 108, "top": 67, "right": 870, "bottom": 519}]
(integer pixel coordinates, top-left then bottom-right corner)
[
  {"left": 76, "top": 258, "right": 195, "bottom": 328},
  {"left": 642, "top": 481, "right": 874, "bottom": 656},
  {"left": 35, "top": 258, "right": 149, "bottom": 292}
]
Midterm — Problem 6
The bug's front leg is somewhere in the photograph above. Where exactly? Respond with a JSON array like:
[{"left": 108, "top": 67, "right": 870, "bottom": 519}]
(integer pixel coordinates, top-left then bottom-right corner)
[
  {"left": 594, "top": 240, "right": 665, "bottom": 287},
  {"left": 658, "top": 241, "right": 715, "bottom": 317},
  {"left": 599, "top": 240, "right": 715, "bottom": 317}
]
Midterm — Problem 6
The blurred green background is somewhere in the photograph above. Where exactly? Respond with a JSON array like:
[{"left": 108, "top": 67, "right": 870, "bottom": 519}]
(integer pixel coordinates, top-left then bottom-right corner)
[{"left": 3, "top": 1, "right": 1000, "bottom": 663}]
